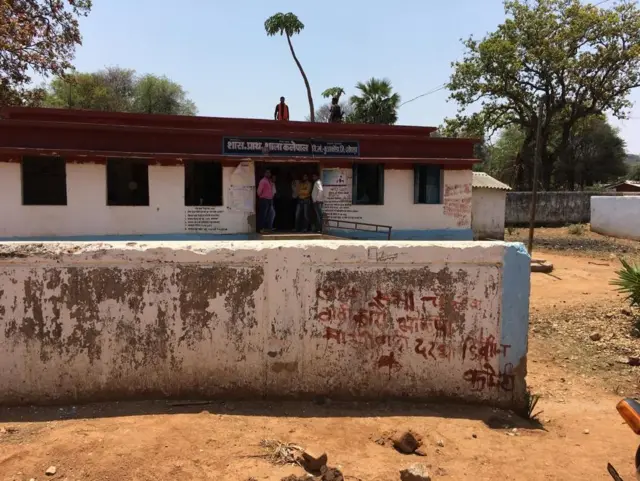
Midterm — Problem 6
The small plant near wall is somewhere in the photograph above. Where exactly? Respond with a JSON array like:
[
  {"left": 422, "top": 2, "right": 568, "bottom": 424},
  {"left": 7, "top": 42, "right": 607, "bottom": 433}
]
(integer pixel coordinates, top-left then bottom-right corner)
[
  {"left": 611, "top": 258, "right": 640, "bottom": 309},
  {"left": 567, "top": 224, "right": 586, "bottom": 236}
]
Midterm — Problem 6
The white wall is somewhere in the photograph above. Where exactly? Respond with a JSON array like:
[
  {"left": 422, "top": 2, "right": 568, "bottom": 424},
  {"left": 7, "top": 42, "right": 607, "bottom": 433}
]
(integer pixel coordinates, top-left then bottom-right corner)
[
  {"left": 0, "top": 162, "right": 255, "bottom": 238},
  {"left": 323, "top": 168, "right": 472, "bottom": 233},
  {"left": 472, "top": 189, "right": 507, "bottom": 240},
  {"left": 0, "top": 240, "right": 530, "bottom": 409},
  {"left": 591, "top": 196, "right": 640, "bottom": 241}
]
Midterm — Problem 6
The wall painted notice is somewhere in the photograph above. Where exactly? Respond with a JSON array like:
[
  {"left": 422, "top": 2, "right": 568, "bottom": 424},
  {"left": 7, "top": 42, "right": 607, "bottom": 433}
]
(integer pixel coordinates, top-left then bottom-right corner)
[{"left": 322, "top": 168, "right": 363, "bottom": 222}]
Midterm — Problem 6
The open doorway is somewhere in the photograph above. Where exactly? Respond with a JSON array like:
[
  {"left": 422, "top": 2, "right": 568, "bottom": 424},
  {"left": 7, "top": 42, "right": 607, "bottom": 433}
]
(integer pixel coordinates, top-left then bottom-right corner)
[{"left": 255, "top": 162, "right": 320, "bottom": 232}]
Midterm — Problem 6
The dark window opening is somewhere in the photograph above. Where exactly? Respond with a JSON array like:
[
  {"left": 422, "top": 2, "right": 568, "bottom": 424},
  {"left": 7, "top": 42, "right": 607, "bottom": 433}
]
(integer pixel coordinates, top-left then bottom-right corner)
[
  {"left": 352, "top": 163, "right": 384, "bottom": 205},
  {"left": 414, "top": 165, "right": 441, "bottom": 204},
  {"left": 22, "top": 156, "right": 67, "bottom": 206},
  {"left": 184, "top": 161, "right": 223, "bottom": 206},
  {"left": 107, "top": 158, "right": 149, "bottom": 206}
]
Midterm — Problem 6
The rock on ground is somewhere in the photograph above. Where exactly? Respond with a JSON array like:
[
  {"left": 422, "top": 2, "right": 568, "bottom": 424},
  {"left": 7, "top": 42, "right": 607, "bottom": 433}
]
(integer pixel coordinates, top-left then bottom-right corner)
[
  {"left": 400, "top": 463, "right": 431, "bottom": 481},
  {"left": 391, "top": 431, "right": 423, "bottom": 455}
]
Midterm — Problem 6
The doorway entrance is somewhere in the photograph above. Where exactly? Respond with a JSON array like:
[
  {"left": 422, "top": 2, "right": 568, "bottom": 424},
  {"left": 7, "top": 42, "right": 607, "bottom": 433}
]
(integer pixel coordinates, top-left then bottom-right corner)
[{"left": 255, "top": 161, "right": 320, "bottom": 232}]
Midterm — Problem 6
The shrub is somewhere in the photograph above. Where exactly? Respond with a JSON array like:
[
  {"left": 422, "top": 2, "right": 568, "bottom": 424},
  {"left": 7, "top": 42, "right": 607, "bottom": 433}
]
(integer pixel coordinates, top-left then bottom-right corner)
[
  {"left": 567, "top": 224, "right": 586, "bottom": 236},
  {"left": 611, "top": 258, "right": 640, "bottom": 308}
]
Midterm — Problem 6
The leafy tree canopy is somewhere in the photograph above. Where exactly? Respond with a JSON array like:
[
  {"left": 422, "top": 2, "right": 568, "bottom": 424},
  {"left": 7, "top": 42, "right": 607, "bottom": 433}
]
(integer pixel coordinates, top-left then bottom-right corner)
[
  {"left": 349, "top": 78, "right": 401, "bottom": 125},
  {"left": 0, "top": 0, "right": 92, "bottom": 107},
  {"left": 445, "top": 0, "right": 640, "bottom": 190},
  {"left": 44, "top": 67, "right": 197, "bottom": 115},
  {"left": 321, "top": 87, "right": 345, "bottom": 100},
  {"left": 264, "top": 12, "right": 304, "bottom": 37}
]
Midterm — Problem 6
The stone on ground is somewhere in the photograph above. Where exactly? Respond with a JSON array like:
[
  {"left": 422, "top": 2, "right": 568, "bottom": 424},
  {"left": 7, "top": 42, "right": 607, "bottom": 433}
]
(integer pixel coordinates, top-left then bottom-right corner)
[{"left": 400, "top": 463, "right": 431, "bottom": 481}]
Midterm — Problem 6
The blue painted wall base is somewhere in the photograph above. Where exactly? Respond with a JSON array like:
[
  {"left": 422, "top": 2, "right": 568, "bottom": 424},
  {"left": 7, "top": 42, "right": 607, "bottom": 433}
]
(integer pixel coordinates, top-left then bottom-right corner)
[{"left": 499, "top": 242, "right": 531, "bottom": 411}]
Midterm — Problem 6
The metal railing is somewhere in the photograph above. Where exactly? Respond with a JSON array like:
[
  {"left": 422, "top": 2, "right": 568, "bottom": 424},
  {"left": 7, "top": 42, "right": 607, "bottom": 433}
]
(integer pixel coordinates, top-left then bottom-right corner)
[{"left": 322, "top": 218, "right": 393, "bottom": 240}]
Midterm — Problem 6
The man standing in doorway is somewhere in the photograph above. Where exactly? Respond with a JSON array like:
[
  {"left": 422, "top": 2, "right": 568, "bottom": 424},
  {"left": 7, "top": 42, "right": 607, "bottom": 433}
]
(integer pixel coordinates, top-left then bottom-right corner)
[
  {"left": 312, "top": 173, "right": 324, "bottom": 232},
  {"left": 295, "top": 174, "right": 312, "bottom": 232},
  {"left": 257, "top": 170, "right": 275, "bottom": 233},
  {"left": 274, "top": 96, "right": 290, "bottom": 121}
]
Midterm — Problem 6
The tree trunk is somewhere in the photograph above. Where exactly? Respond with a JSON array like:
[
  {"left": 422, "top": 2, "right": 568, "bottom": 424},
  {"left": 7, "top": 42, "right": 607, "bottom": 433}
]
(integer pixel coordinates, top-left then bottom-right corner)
[
  {"left": 286, "top": 34, "right": 314, "bottom": 122},
  {"left": 513, "top": 129, "right": 535, "bottom": 190}
]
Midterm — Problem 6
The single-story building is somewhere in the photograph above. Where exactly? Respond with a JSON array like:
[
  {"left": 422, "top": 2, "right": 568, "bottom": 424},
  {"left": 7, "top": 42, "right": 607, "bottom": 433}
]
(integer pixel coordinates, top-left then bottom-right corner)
[
  {"left": 471, "top": 172, "right": 511, "bottom": 240},
  {"left": 604, "top": 180, "right": 640, "bottom": 193},
  {"left": 0, "top": 107, "right": 479, "bottom": 240}
]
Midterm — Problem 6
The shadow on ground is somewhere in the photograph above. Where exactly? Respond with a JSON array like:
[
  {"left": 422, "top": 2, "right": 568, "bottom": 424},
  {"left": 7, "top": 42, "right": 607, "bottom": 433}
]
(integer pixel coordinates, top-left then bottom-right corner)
[{"left": 0, "top": 398, "right": 545, "bottom": 431}]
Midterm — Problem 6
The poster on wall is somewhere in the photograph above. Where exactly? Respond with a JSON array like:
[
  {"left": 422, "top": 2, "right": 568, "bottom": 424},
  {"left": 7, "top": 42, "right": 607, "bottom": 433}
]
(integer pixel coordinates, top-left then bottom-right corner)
[
  {"left": 322, "top": 168, "right": 362, "bottom": 222},
  {"left": 228, "top": 186, "right": 254, "bottom": 212},
  {"left": 184, "top": 206, "right": 229, "bottom": 233}
]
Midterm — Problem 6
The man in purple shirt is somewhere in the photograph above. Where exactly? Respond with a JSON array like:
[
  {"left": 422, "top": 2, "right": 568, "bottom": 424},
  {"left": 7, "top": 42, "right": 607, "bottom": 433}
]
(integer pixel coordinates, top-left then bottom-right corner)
[{"left": 257, "top": 170, "right": 275, "bottom": 232}]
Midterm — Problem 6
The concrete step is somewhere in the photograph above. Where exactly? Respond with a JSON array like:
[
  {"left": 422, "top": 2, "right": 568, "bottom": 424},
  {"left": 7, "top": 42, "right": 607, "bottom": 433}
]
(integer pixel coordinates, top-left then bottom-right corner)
[{"left": 257, "top": 232, "right": 342, "bottom": 240}]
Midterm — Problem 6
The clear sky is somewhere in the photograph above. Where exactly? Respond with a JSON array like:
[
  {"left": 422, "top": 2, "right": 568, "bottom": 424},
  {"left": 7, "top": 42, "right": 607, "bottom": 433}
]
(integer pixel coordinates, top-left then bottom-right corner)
[{"left": 69, "top": 0, "right": 639, "bottom": 153}]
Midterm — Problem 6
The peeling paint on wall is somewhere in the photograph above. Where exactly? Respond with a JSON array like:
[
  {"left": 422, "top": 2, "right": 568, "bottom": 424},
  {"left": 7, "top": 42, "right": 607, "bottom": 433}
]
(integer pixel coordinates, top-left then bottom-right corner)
[{"left": 0, "top": 240, "right": 529, "bottom": 409}]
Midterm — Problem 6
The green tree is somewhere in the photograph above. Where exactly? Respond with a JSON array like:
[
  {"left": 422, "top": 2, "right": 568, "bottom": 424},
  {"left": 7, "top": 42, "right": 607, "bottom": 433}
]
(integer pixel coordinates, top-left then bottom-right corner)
[
  {"left": 446, "top": 0, "right": 640, "bottom": 190},
  {"left": 132, "top": 74, "right": 197, "bottom": 115},
  {"left": 322, "top": 87, "right": 345, "bottom": 102},
  {"left": 553, "top": 117, "right": 627, "bottom": 190},
  {"left": 484, "top": 126, "right": 525, "bottom": 183},
  {"left": 265, "top": 13, "right": 315, "bottom": 122},
  {"left": 45, "top": 67, "right": 136, "bottom": 111},
  {"left": 43, "top": 68, "right": 197, "bottom": 115},
  {"left": 0, "top": 0, "right": 92, "bottom": 107},
  {"left": 628, "top": 164, "right": 640, "bottom": 182},
  {"left": 349, "top": 78, "right": 401, "bottom": 125}
]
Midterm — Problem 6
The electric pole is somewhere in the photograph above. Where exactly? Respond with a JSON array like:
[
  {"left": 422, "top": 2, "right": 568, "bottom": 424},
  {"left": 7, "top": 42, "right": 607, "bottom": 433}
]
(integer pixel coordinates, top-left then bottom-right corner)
[{"left": 527, "top": 97, "right": 545, "bottom": 254}]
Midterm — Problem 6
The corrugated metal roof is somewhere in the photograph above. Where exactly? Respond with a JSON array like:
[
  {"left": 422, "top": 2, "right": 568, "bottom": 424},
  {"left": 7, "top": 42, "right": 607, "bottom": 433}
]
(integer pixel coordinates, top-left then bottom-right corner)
[{"left": 472, "top": 172, "right": 512, "bottom": 191}]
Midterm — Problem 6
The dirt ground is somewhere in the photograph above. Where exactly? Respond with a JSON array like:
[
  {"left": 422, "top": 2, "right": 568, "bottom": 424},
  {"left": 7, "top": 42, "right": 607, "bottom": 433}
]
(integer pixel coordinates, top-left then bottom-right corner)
[{"left": 1, "top": 230, "right": 640, "bottom": 481}]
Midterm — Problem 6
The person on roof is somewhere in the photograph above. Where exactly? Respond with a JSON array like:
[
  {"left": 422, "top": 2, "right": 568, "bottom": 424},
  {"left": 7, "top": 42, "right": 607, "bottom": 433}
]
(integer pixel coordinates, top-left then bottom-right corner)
[{"left": 274, "top": 97, "right": 290, "bottom": 121}]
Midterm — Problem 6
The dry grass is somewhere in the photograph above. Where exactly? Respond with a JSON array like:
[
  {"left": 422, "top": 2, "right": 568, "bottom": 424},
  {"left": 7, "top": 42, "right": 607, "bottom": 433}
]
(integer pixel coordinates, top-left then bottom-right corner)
[{"left": 259, "top": 439, "right": 305, "bottom": 466}]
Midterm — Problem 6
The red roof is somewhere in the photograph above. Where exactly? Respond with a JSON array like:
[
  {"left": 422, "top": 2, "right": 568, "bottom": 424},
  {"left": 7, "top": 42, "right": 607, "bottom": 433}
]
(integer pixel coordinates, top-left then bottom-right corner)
[{"left": 0, "top": 107, "right": 479, "bottom": 167}]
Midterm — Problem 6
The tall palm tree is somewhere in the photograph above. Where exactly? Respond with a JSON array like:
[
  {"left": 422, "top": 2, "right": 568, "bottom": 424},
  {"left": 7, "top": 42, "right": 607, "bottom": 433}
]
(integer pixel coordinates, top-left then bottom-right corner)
[
  {"left": 265, "top": 12, "right": 315, "bottom": 122},
  {"left": 350, "top": 78, "right": 401, "bottom": 125}
]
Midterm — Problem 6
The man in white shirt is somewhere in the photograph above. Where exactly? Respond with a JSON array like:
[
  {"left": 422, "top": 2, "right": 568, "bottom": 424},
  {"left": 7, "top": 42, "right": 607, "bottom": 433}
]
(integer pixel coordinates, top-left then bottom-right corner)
[{"left": 311, "top": 173, "right": 324, "bottom": 233}]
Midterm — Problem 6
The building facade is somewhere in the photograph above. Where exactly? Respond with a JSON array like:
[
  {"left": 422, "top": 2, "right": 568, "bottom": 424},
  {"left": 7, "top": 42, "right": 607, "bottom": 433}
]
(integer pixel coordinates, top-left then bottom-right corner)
[{"left": 0, "top": 108, "right": 478, "bottom": 240}]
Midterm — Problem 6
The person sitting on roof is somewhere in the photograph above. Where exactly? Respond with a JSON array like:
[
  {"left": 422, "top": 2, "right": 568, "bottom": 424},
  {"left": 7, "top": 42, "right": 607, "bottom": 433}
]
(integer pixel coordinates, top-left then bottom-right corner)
[
  {"left": 328, "top": 96, "right": 343, "bottom": 123},
  {"left": 274, "top": 97, "right": 290, "bottom": 121}
]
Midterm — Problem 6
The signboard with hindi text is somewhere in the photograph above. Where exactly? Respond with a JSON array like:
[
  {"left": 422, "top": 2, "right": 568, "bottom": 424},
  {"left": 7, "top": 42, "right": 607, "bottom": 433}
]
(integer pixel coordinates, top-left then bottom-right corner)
[{"left": 223, "top": 137, "right": 359, "bottom": 157}]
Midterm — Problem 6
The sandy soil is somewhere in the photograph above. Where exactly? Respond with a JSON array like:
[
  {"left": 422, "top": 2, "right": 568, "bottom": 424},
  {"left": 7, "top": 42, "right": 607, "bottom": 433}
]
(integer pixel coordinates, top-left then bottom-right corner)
[{"left": 1, "top": 247, "right": 640, "bottom": 481}]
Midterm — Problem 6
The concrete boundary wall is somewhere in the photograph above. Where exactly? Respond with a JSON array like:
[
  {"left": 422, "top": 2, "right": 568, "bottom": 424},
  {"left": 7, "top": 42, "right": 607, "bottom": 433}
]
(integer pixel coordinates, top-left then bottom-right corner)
[
  {"left": 505, "top": 191, "right": 628, "bottom": 226},
  {"left": 0, "top": 241, "right": 530, "bottom": 410},
  {"left": 591, "top": 196, "right": 640, "bottom": 241}
]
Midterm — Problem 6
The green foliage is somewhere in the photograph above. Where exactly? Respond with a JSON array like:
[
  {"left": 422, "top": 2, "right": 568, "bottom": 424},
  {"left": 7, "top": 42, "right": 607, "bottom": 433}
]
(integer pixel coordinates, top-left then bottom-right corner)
[
  {"left": 133, "top": 74, "right": 197, "bottom": 115},
  {"left": 349, "top": 78, "right": 401, "bottom": 125},
  {"left": 43, "top": 67, "right": 197, "bottom": 115},
  {"left": 524, "top": 389, "right": 542, "bottom": 422},
  {"left": 554, "top": 117, "right": 627, "bottom": 189},
  {"left": 446, "top": 0, "right": 640, "bottom": 190},
  {"left": 321, "top": 87, "right": 345, "bottom": 101},
  {"left": 470, "top": 117, "right": 627, "bottom": 190},
  {"left": 264, "top": 12, "right": 305, "bottom": 37},
  {"left": 628, "top": 164, "right": 640, "bottom": 182},
  {"left": 567, "top": 224, "right": 586, "bottom": 236},
  {"left": 612, "top": 258, "right": 640, "bottom": 308},
  {"left": 264, "top": 12, "right": 315, "bottom": 122},
  {"left": 0, "top": 0, "right": 92, "bottom": 107}
]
